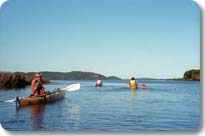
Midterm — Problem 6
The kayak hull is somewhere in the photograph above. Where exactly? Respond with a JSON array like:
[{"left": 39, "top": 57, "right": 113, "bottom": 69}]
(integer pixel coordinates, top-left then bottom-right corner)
[
  {"left": 96, "top": 84, "right": 102, "bottom": 87},
  {"left": 16, "top": 89, "right": 65, "bottom": 107}
]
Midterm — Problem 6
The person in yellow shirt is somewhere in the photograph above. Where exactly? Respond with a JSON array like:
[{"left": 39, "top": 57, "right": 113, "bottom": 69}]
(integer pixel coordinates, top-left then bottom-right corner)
[{"left": 129, "top": 77, "right": 137, "bottom": 89}]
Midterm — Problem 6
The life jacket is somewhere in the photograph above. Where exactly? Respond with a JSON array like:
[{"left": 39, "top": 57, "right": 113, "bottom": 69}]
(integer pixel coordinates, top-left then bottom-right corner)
[
  {"left": 31, "top": 78, "right": 46, "bottom": 96},
  {"left": 129, "top": 80, "right": 137, "bottom": 89}
]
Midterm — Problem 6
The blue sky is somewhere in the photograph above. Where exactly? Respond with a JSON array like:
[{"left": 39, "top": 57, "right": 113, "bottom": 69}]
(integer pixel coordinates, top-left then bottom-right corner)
[{"left": 0, "top": 0, "right": 200, "bottom": 79}]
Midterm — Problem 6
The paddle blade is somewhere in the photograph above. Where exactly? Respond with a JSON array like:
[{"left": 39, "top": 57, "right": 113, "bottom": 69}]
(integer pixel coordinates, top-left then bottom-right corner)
[
  {"left": 63, "top": 83, "right": 80, "bottom": 91},
  {"left": 4, "top": 98, "right": 16, "bottom": 103},
  {"left": 140, "top": 83, "right": 147, "bottom": 89}
]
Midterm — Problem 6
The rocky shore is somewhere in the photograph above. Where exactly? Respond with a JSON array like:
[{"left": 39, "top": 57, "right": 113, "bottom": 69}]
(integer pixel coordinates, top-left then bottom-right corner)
[
  {"left": 0, "top": 72, "right": 49, "bottom": 90},
  {"left": 168, "top": 69, "right": 200, "bottom": 81}
]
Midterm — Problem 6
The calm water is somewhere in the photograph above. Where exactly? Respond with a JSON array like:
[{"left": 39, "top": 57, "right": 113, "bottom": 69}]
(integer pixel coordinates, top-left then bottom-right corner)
[{"left": 0, "top": 80, "right": 200, "bottom": 131}]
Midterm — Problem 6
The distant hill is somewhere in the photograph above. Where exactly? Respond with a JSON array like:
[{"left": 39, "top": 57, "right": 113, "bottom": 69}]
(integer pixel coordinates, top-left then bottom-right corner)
[
  {"left": 107, "top": 76, "right": 121, "bottom": 80},
  {"left": 25, "top": 71, "right": 122, "bottom": 80},
  {"left": 136, "top": 78, "right": 158, "bottom": 80},
  {"left": 0, "top": 71, "right": 121, "bottom": 89}
]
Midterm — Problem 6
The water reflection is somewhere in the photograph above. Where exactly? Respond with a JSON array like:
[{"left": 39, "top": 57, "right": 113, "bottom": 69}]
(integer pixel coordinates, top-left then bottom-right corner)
[
  {"left": 67, "top": 104, "right": 80, "bottom": 129},
  {"left": 30, "top": 105, "right": 45, "bottom": 130},
  {"left": 130, "top": 90, "right": 137, "bottom": 111}
]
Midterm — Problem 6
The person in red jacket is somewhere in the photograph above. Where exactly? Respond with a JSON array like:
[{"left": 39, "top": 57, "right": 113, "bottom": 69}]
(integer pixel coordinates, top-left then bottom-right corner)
[{"left": 31, "top": 73, "right": 47, "bottom": 96}]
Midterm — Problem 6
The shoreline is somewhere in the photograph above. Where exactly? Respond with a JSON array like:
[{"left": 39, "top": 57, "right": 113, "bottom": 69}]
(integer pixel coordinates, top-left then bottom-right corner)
[
  {"left": 0, "top": 70, "right": 200, "bottom": 90},
  {"left": 167, "top": 78, "right": 200, "bottom": 81}
]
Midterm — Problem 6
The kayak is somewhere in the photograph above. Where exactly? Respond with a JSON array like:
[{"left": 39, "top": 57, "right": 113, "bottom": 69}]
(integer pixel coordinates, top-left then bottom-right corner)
[
  {"left": 16, "top": 89, "right": 65, "bottom": 107},
  {"left": 96, "top": 84, "right": 102, "bottom": 87}
]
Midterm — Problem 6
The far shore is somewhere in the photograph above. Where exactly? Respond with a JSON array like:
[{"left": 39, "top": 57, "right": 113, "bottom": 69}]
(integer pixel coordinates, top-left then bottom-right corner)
[
  {"left": 0, "top": 69, "right": 200, "bottom": 90},
  {"left": 167, "top": 78, "right": 200, "bottom": 81}
]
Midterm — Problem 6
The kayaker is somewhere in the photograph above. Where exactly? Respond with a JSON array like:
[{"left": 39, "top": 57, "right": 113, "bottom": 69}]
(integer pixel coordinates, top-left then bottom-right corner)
[
  {"left": 129, "top": 77, "right": 137, "bottom": 89},
  {"left": 96, "top": 79, "right": 103, "bottom": 87},
  {"left": 31, "top": 73, "right": 47, "bottom": 96}
]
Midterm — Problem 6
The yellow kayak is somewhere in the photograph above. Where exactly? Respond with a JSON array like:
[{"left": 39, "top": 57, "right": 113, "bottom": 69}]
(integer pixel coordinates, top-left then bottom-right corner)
[{"left": 16, "top": 89, "right": 65, "bottom": 107}]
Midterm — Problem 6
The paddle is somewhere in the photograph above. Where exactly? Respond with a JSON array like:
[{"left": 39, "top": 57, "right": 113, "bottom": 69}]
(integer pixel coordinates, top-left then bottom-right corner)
[
  {"left": 0, "top": 98, "right": 16, "bottom": 103},
  {"left": 140, "top": 83, "right": 147, "bottom": 89},
  {"left": 0, "top": 83, "right": 80, "bottom": 103},
  {"left": 62, "top": 83, "right": 80, "bottom": 92}
]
